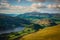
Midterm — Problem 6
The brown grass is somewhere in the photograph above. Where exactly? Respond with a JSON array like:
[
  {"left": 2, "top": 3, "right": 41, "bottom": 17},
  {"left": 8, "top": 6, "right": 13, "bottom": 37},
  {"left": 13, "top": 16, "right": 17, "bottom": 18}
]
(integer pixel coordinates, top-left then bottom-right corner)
[{"left": 20, "top": 25, "right": 60, "bottom": 40}]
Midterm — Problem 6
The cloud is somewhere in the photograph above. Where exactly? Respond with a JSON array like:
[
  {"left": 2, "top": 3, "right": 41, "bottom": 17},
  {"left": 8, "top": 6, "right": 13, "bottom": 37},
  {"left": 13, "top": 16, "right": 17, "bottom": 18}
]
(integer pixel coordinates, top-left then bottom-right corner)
[
  {"left": 0, "top": 6, "right": 27, "bottom": 14},
  {"left": 18, "top": 3, "right": 46, "bottom": 13},
  {"left": 27, "top": 0, "right": 60, "bottom": 3},
  {"left": 0, "top": 0, "right": 8, "bottom": 2},
  {"left": 31, "top": 3, "right": 46, "bottom": 8},
  {"left": 54, "top": 0, "right": 60, "bottom": 2},
  {"left": 0, "top": 0, "right": 10, "bottom": 9},
  {"left": 58, "top": 5, "right": 60, "bottom": 7},
  {"left": 0, "top": 2, "right": 10, "bottom": 8},
  {"left": 17, "top": 0, "right": 21, "bottom": 3},
  {"left": 47, "top": 4, "right": 60, "bottom": 9},
  {"left": 0, "top": 1, "right": 60, "bottom": 14},
  {"left": 27, "top": 0, "right": 45, "bottom": 2},
  {"left": 30, "top": 3, "right": 60, "bottom": 13}
]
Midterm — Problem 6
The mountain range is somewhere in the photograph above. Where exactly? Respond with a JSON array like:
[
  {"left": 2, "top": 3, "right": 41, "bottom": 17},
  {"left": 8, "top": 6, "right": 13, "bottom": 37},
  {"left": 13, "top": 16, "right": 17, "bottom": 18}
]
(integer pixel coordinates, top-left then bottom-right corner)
[{"left": 0, "top": 12, "right": 60, "bottom": 34}]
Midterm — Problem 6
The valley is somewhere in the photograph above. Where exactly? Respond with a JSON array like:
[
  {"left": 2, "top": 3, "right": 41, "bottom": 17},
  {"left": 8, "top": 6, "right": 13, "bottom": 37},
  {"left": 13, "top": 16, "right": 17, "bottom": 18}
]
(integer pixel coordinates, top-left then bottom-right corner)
[{"left": 0, "top": 12, "right": 60, "bottom": 40}]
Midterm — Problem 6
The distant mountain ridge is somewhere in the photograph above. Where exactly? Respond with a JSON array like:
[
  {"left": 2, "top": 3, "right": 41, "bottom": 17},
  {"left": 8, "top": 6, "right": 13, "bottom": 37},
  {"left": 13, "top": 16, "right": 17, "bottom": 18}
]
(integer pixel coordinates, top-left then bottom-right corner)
[
  {"left": 17, "top": 12, "right": 60, "bottom": 26},
  {"left": 17, "top": 12, "right": 60, "bottom": 19},
  {"left": 0, "top": 13, "right": 18, "bottom": 17},
  {"left": 17, "top": 12, "right": 60, "bottom": 24},
  {"left": 0, "top": 12, "right": 60, "bottom": 34}
]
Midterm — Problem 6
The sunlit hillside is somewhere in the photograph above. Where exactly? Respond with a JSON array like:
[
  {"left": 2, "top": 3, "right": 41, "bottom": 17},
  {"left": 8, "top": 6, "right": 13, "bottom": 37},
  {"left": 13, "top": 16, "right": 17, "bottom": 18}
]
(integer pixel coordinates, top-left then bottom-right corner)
[
  {"left": 33, "top": 19, "right": 55, "bottom": 26},
  {"left": 20, "top": 25, "right": 60, "bottom": 40}
]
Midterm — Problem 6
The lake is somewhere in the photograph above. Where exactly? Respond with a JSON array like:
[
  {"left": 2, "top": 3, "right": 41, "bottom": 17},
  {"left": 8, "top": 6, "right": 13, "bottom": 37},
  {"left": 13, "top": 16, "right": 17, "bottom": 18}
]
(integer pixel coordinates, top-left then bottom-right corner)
[{"left": 0, "top": 27, "right": 24, "bottom": 34}]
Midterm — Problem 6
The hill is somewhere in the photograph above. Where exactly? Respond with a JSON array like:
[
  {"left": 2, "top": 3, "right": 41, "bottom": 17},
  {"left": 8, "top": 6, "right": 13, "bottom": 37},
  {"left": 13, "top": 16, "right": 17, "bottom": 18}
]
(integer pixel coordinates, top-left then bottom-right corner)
[
  {"left": 20, "top": 25, "right": 60, "bottom": 40},
  {"left": 17, "top": 12, "right": 60, "bottom": 19},
  {"left": 0, "top": 14, "right": 31, "bottom": 33},
  {"left": 0, "top": 13, "right": 18, "bottom": 17},
  {"left": 17, "top": 12, "right": 60, "bottom": 24}
]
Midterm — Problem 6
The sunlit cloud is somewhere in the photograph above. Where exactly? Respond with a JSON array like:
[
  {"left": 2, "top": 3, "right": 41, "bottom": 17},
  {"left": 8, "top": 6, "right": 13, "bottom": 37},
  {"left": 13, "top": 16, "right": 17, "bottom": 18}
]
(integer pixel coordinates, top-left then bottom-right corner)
[{"left": 31, "top": 3, "right": 46, "bottom": 8}]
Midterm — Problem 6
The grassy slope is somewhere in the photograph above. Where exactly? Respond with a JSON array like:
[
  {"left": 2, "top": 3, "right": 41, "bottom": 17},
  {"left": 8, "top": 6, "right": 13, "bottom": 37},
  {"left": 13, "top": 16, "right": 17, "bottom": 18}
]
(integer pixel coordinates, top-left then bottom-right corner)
[{"left": 20, "top": 25, "right": 60, "bottom": 40}]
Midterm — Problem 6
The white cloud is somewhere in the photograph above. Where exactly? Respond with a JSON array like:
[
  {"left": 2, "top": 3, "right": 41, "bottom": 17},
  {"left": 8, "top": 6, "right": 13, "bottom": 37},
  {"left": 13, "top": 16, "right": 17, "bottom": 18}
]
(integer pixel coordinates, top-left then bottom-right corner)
[
  {"left": 0, "top": 0, "right": 10, "bottom": 9},
  {"left": 30, "top": 3, "right": 60, "bottom": 13},
  {"left": 58, "top": 5, "right": 60, "bottom": 7},
  {"left": 31, "top": 3, "right": 46, "bottom": 8},
  {"left": 20, "top": 3, "right": 46, "bottom": 13},
  {"left": 17, "top": 0, "right": 21, "bottom": 3},
  {"left": 47, "top": 4, "right": 60, "bottom": 9},
  {"left": 0, "top": 2, "right": 10, "bottom": 8}
]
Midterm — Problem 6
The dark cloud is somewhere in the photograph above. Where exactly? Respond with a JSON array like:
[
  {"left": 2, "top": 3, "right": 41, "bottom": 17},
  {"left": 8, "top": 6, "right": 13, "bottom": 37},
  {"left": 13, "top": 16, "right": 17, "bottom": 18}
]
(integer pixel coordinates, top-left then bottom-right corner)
[
  {"left": 27, "top": 0, "right": 60, "bottom": 3},
  {"left": 32, "top": 0, "right": 45, "bottom": 2},
  {"left": 54, "top": 0, "right": 60, "bottom": 2},
  {"left": 27, "top": 0, "right": 45, "bottom": 2}
]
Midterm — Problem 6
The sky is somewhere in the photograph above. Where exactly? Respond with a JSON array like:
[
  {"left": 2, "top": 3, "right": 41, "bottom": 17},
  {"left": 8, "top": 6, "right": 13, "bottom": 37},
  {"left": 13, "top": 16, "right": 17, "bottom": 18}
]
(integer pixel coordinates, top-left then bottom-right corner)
[{"left": 0, "top": 0, "right": 60, "bottom": 14}]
